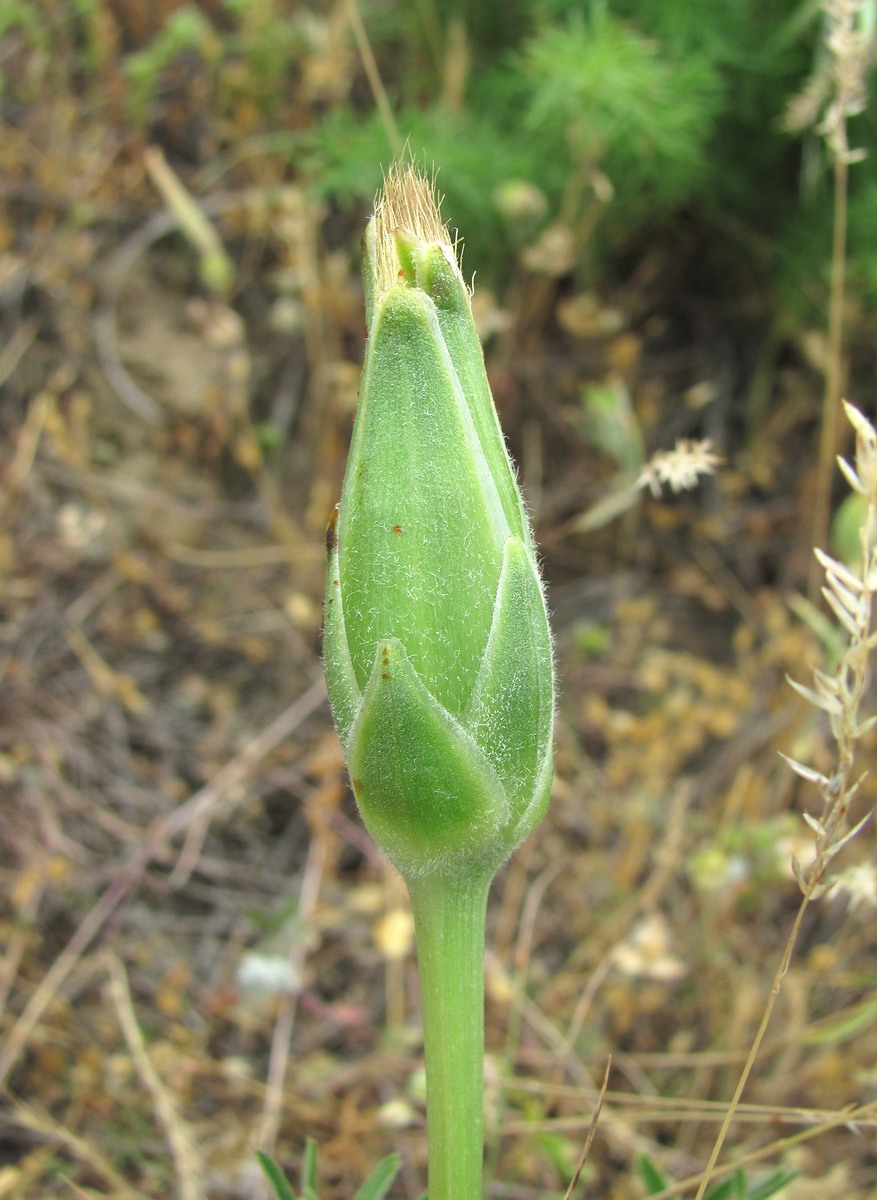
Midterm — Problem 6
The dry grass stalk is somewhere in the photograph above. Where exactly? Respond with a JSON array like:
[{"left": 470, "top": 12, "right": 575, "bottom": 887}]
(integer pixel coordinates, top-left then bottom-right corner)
[
  {"left": 785, "top": 401, "right": 877, "bottom": 891},
  {"left": 802, "top": 0, "right": 873, "bottom": 597},
  {"left": 107, "top": 954, "right": 205, "bottom": 1200},
  {"left": 251, "top": 834, "right": 328, "bottom": 1189},
  {"left": 7, "top": 1099, "right": 153, "bottom": 1199},
  {"left": 694, "top": 401, "right": 876, "bottom": 1199}
]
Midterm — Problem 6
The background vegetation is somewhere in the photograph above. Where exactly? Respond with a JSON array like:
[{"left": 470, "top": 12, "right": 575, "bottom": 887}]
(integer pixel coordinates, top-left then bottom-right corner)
[{"left": 1, "top": 0, "right": 876, "bottom": 1197}]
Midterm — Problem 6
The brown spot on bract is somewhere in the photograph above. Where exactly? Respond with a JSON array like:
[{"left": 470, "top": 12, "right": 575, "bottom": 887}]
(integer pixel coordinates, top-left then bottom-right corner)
[
  {"left": 381, "top": 672, "right": 391, "bottom": 681},
  {"left": 352, "top": 777, "right": 363, "bottom": 792},
  {"left": 391, "top": 524, "right": 403, "bottom": 534},
  {"left": 325, "top": 505, "right": 339, "bottom": 554}
]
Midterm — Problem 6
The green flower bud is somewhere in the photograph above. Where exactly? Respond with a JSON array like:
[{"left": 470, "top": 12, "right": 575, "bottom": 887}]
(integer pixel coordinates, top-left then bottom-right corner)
[{"left": 324, "top": 166, "right": 554, "bottom": 880}]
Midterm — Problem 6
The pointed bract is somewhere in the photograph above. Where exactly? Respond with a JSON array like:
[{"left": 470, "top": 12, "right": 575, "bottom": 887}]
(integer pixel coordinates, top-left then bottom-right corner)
[
  {"left": 464, "top": 536, "right": 554, "bottom": 842},
  {"left": 339, "top": 285, "right": 507, "bottom": 716},
  {"left": 349, "top": 639, "right": 510, "bottom": 877}
]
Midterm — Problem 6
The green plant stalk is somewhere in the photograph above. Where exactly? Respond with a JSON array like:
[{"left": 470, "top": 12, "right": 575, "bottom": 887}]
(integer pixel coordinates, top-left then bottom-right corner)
[{"left": 407, "top": 870, "right": 492, "bottom": 1200}]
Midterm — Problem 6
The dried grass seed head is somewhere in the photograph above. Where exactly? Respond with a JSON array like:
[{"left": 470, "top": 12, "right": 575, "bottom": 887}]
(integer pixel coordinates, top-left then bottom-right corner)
[{"left": 818, "top": 0, "right": 873, "bottom": 163}]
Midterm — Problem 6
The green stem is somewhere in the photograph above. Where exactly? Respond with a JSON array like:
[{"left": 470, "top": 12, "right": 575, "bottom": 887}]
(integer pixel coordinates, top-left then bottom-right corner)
[{"left": 407, "top": 869, "right": 493, "bottom": 1200}]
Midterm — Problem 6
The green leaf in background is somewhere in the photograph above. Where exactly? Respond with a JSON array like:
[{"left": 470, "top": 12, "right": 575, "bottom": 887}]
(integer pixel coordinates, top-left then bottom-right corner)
[
  {"left": 352, "top": 1151, "right": 402, "bottom": 1200},
  {"left": 637, "top": 1152, "right": 670, "bottom": 1195},
  {"left": 637, "top": 1156, "right": 795, "bottom": 1200},
  {"left": 831, "top": 491, "right": 868, "bottom": 571},
  {"left": 301, "top": 1137, "right": 319, "bottom": 1200},
  {"left": 743, "top": 1168, "right": 798, "bottom": 1200},
  {"left": 803, "top": 994, "right": 877, "bottom": 1046},
  {"left": 255, "top": 1150, "right": 298, "bottom": 1200},
  {"left": 255, "top": 1143, "right": 402, "bottom": 1200},
  {"left": 579, "top": 382, "right": 645, "bottom": 473},
  {"left": 705, "top": 1171, "right": 745, "bottom": 1200}
]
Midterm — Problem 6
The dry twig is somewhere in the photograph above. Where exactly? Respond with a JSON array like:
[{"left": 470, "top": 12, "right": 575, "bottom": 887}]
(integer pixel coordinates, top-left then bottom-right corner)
[
  {"left": 107, "top": 954, "right": 205, "bottom": 1200},
  {"left": 694, "top": 402, "right": 877, "bottom": 1199}
]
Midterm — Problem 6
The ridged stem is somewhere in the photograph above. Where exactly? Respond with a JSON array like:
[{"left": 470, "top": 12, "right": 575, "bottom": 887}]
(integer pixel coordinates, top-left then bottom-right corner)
[{"left": 407, "top": 869, "right": 492, "bottom": 1200}]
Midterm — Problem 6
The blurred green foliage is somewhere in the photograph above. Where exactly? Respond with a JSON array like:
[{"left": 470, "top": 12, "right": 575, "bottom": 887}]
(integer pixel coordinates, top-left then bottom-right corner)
[
  {"left": 257, "top": 1142, "right": 402, "bottom": 1200},
  {"left": 303, "top": 1, "right": 730, "bottom": 277},
  {"left": 9, "top": 0, "right": 877, "bottom": 308},
  {"left": 638, "top": 1154, "right": 797, "bottom": 1199},
  {"left": 300, "top": 0, "right": 875, "bottom": 311},
  {"left": 517, "top": 9, "right": 723, "bottom": 214},
  {"left": 124, "top": 7, "right": 221, "bottom": 126}
]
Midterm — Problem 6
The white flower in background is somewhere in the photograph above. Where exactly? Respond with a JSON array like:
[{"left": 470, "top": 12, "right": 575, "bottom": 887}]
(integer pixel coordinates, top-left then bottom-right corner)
[
  {"left": 828, "top": 861, "right": 877, "bottom": 911},
  {"left": 612, "top": 913, "right": 687, "bottom": 982},
  {"left": 637, "top": 439, "right": 722, "bottom": 497}
]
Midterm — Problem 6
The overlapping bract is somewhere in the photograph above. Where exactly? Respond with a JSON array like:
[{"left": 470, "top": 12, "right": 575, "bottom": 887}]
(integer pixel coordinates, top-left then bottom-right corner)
[{"left": 324, "top": 168, "right": 554, "bottom": 880}]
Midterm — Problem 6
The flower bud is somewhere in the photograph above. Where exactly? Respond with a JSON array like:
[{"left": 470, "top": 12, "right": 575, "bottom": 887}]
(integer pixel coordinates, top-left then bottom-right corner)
[{"left": 324, "top": 166, "right": 554, "bottom": 879}]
